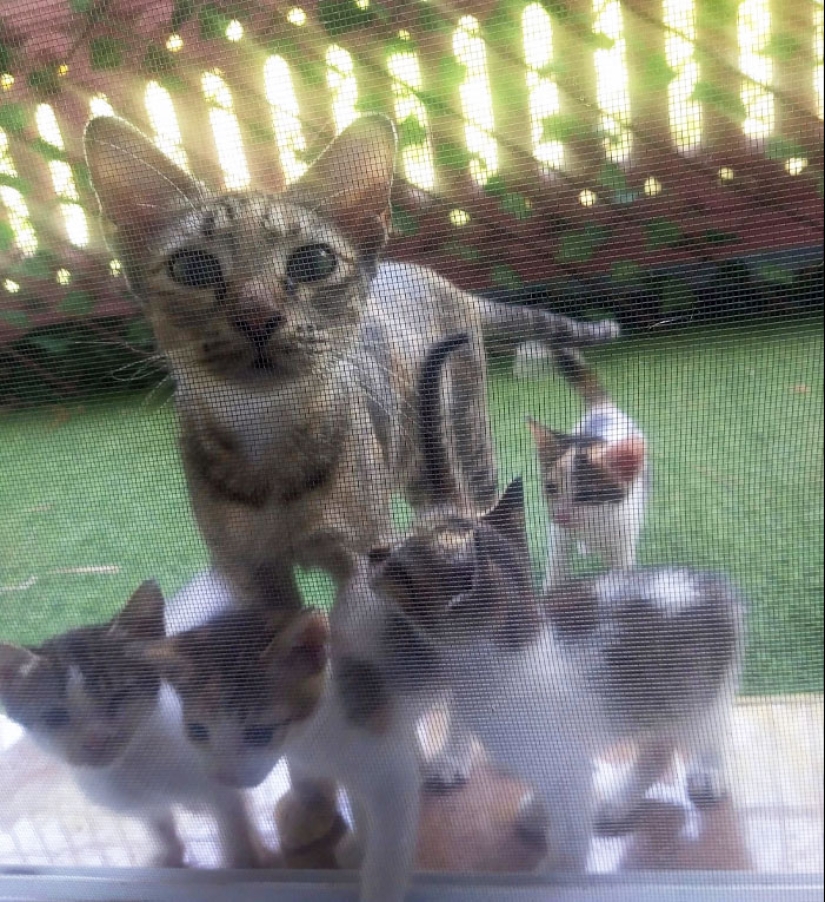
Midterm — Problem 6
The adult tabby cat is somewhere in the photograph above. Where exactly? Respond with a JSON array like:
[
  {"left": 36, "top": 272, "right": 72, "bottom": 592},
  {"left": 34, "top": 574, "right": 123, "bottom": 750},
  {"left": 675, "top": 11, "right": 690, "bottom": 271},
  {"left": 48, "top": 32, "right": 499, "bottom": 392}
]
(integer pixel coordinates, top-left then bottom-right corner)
[
  {"left": 0, "top": 578, "right": 260, "bottom": 867},
  {"left": 83, "top": 113, "right": 618, "bottom": 609}
]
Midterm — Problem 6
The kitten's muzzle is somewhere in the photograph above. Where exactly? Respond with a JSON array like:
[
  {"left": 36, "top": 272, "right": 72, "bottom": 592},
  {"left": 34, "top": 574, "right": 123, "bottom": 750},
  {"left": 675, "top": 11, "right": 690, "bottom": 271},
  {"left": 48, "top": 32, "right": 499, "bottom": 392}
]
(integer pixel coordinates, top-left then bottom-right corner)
[{"left": 231, "top": 312, "right": 285, "bottom": 349}]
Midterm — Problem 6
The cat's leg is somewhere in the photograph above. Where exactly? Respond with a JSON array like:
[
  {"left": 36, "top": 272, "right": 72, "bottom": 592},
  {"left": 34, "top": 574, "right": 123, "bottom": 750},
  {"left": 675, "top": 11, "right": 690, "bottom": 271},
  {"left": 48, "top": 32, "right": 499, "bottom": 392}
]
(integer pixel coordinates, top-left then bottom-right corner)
[
  {"left": 595, "top": 737, "right": 673, "bottom": 836},
  {"left": 148, "top": 810, "right": 187, "bottom": 868},
  {"left": 543, "top": 522, "right": 577, "bottom": 591},
  {"left": 211, "top": 788, "right": 263, "bottom": 868},
  {"left": 417, "top": 697, "right": 477, "bottom": 791},
  {"left": 277, "top": 758, "right": 347, "bottom": 865},
  {"left": 683, "top": 691, "right": 736, "bottom": 808}
]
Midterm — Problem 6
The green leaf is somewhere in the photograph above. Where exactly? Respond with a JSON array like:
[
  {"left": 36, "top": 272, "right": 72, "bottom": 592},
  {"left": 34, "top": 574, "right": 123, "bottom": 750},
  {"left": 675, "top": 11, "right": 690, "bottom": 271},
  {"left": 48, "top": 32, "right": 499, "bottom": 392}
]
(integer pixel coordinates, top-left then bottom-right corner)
[
  {"left": 438, "top": 55, "right": 467, "bottom": 90},
  {"left": 27, "top": 67, "right": 61, "bottom": 96},
  {"left": 644, "top": 217, "right": 683, "bottom": 249},
  {"left": 442, "top": 239, "right": 480, "bottom": 263},
  {"left": 317, "top": 0, "right": 375, "bottom": 38},
  {"left": 610, "top": 260, "right": 642, "bottom": 283},
  {"left": 482, "top": 173, "right": 508, "bottom": 199},
  {"left": 763, "top": 33, "right": 801, "bottom": 62},
  {"left": 0, "top": 103, "right": 27, "bottom": 133},
  {"left": 199, "top": 4, "right": 229, "bottom": 41},
  {"left": 125, "top": 318, "right": 155, "bottom": 349},
  {"left": 16, "top": 250, "right": 56, "bottom": 279},
  {"left": 598, "top": 162, "right": 627, "bottom": 192},
  {"left": 391, "top": 207, "right": 418, "bottom": 237},
  {"left": 171, "top": 0, "right": 196, "bottom": 30},
  {"left": 143, "top": 43, "right": 176, "bottom": 76},
  {"left": 418, "top": 4, "right": 451, "bottom": 33},
  {"left": 500, "top": 192, "right": 532, "bottom": 220},
  {"left": 295, "top": 59, "right": 326, "bottom": 88},
  {"left": 540, "top": 114, "right": 581, "bottom": 144},
  {"left": 491, "top": 263, "right": 522, "bottom": 289},
  {"left": 30, "top": 334, "right": 73, "bottom": 356},
  {"left": 659, "top": 276, "right": 694, "bottom": 312},
  {"left": 642, "top": 53, "right": 676, "bottom": 92},
  {"left": 90, "top": 37, "right": 124, "bottom": 71},
  {"left": 764, "top": 137, "right": 804, "bottom": 162},
  {"left": 702, "top": 229, "right": 739, "bottom": 246},
  {"left": 244, "top": 122, "right": 274, "bottom": 145},
  {"left": 434, "top": 141, "right": 471, "bottom": 172},
  {"left": 416, "top": 89, "right": 451, "bottom": 117},
  {"left": 70, "top": 0, "right": 93, "bottom": 11},
  {"left": 555, "top": 223, "right": 610, "bottom": 264},
  {"left": 0, "top": 221, "right": 15, "bottom": 251},
  {"left": 397, "top": 116, "right": 428, "bottom": 148},
  {"left": 691, "top": 81, "right": 746, "bottom": 121},
  {"left": 29, "top": 138, "right": 67, "bottom": 162},
  {"left": 0, "top": 309, "right": 29, "bottom": 329},
  {"left": 696, "top": 0, "right": 738, "bottom": 32},
  {"left": 0, "top": 42, "right": 13, "bottom": 74},
  {"left": 755, "top": 263, "right": 794, "bottom": 286},
  {"left": 0, "top": 172, "right": 29, "bottom": 192},
  {"left": 59, "top": 290, "right": 95, "bottom": 316}
]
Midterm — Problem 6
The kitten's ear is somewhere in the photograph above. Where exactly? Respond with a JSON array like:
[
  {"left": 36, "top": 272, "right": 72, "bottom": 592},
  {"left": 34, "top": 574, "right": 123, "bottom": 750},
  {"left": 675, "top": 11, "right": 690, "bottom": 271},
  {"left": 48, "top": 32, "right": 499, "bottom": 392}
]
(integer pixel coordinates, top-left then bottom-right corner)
[
  {"left": 0, "top": 643, "right": 40, "bottom": 691},
  {"left": 284, "top": 114, "right": 396, "bottom": 253},
  {"left": 526, "top": 418, "right": 571, "bottom": 464},
  {"left": 84, "top": 116, "right": 204, "bottom": 251},
  {"left": 482, "top": 478, "right": 526, "bottom": 541},
  {"left": 112, "top": 580, "right": 166, "bottom": 641},
  {"left": 268, "top": 610, "right": 328, "bottom": 677},
  {"left": 141, "top": 639, "right": 194, "bottom": 685},
  {"left": 601, "top": 436, "right": 646, "bottom": 484}
]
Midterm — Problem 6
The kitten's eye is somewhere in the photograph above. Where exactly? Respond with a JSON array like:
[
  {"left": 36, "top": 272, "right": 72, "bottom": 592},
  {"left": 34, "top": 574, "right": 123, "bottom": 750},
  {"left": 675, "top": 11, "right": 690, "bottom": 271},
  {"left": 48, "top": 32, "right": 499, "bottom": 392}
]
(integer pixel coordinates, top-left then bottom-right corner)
[
  {"left": 286, "top": 244, "right": 337, "bottom": 284},
  {"left": 243, "top": 725, "right": 278, "bottom": 748},
  {"left": 168, "top": 250, "right": 223, "bottom": 289},
  {"left": 186, "top": 722, "right": 210, "bottom": 744},
  {"left": 42, "top": 707, "right": 70, "bottom": 730}
]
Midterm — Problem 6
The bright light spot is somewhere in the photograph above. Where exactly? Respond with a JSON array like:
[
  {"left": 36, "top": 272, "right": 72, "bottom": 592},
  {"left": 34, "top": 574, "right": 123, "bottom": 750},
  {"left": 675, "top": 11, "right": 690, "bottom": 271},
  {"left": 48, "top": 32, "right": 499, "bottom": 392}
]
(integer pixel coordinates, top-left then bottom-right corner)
[
  {"left": 35, "top": 105, "right": 88, "bottom": 246},
  {"left": 326, "top": 45, "right": 359, "bottom": 134},
  {"left": 397, "top": 30, "right": 411, "bottom": 42},
  {"left": 663, "top": 0, "right": 702, "bottom": 151},
  {"left": 449, "top": 209, "right": 470, "bottom": 226},
  {"left": 145, "top": 81, "right": 190, "bottom": 171},
  {"left": 89, "top": 94, "right": 115, "bottom": 117},
  {"left": 522, "top": 3, "right": 564, "bottom": 170},
  {"left": 593, "top": 0, "right": 632, "bottom": 162},
  {"left": 225, "top": 19, "right": 244, "bottom": 42},
  {"left": 387, "top": 49, "right": 436, "bottom": 191},
  {"left": 453, "top": 16, "right": 498, "bottom": 185},
  {"left": 355, "top": 0, "right": 370, "bottom": 8},
  {"left": 166, "top": 33, "right": 184, "bottom": 52},
  {"left": 201, "top": 73, "right": 250, "bottom": 189},
  {"left": 785, "top": 157, "right": 808, "bottom": 176},
  {"left": 1, "top": 74, "right": 14, "bottom": 91},
  {"left": 264, "top": 56, "right": 309, "bottom": 184},
  {"left": 56, "top": 268, "right": 71, "bottom": 286},
  {"left": 719, "top": 166, "right": 735, "bottom": 181},
  {"left": 58, "top": 64, "right": 69, "bottom": 77},
  {"left": 109, "top": 259, "right": 122, "bottom": 276},
  {"left": 3, "top": 279, "right": 20, "bottom": 293},
  {"left": 738, "top": 0, "right": 774, "bottom": 139},
  {"left": 287, "top": 7, "right": 307, "bottom": 26},
  {"left": 815, "top": 3, "right": 823, "bottom": 120},
  {"left": 0, "top": 129, "right": 38, "bottom": 254},
  {"left": 644, "top": 176, "right": 662, "bottom": 196},
  {"left": 579, "top": 189, "right": 597, "bottom": 206}
]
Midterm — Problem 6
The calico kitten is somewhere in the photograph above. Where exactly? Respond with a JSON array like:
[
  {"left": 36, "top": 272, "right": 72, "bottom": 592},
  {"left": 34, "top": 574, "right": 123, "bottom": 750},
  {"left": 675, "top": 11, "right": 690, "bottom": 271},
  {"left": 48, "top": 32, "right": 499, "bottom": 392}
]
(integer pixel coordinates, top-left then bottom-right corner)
[
  {"left": 83, "top": 113, "right": 618, "bottom": 606},
  {"left": 528, "top": 347, "right": 648, "bottom": 589},
  {"left": 0, "top": 578, "right": 260, "bottom": 867}
]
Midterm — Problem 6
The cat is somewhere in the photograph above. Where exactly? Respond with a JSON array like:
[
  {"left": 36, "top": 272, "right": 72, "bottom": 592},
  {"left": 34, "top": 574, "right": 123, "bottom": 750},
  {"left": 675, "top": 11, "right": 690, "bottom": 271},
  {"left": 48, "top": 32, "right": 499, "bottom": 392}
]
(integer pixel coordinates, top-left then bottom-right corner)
[
  {"left": 0, "top": 577, "right": 261, "bottom": 867},
  {"left": 527, "top": 346, "right": 649, "bottom": 590},
  {"left": 83, "top": 112, "right": 619, "bottom": 609}
]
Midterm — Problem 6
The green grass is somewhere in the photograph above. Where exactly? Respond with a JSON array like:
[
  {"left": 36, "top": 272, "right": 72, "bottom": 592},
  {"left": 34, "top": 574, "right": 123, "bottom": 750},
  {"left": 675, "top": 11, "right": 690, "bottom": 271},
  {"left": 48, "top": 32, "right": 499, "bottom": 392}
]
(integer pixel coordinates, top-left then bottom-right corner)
[{"left": 1, "top": 321, "right": 822, "bottom": 695}]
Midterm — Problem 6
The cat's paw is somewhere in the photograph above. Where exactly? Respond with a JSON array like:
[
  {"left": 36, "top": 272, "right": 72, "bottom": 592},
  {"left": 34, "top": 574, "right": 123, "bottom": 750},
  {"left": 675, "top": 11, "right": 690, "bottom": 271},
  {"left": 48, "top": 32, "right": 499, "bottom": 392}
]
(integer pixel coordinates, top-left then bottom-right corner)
[
  {"left": 420, "top": 746, "right": 473, "bottom": 792},
  {"left": 686, "top": 766, "right": 728, "bottom": 808},
  {"left": 514, "top": 794, "right": 550, "bottom": 848}
]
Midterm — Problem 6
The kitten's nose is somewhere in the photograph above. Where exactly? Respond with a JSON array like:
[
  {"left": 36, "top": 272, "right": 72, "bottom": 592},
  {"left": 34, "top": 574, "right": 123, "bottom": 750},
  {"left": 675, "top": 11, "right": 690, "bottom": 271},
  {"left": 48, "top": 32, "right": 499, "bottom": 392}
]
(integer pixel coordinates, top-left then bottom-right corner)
[{"left": 231, "top": 311, "right": 284, "bottom": 347}]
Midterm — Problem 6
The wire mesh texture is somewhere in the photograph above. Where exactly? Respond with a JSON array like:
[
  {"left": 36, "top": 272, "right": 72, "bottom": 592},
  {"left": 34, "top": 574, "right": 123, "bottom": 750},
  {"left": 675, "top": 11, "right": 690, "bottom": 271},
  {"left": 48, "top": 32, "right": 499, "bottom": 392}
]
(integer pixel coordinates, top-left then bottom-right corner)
[{"left": 0, "top": 1, "right": 822, "bottom": 900}]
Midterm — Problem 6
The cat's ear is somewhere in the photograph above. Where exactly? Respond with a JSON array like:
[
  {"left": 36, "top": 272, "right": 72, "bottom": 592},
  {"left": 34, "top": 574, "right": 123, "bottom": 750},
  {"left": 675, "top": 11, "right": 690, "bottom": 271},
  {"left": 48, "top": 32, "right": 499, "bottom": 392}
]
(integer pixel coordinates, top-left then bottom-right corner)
[
  {"left": 84, "top": 116, "right": 205, "bottom": 252},
  {"left": 0, "top": 643, "right": 40, "bottom": 691},
  {"left": 526, "top": 418, "right": 571, "bottom": 464},
  {"left": 111, "top": 580, "right": 166, "bottom": 641},
  {"left": 141, "top": 639, "right": 194, "bottom": 685},
  {"left": 601, "top": 436, "right": 646, "bottom": 484},
  {"left": 265, "top": 609, "right": 328, "bottom": 677},
  {"left": 285, "top": 114, "right": 396, "bottom": 254},
  {"left": 482, "top": 477, "right": 526, "bottom": 542}
]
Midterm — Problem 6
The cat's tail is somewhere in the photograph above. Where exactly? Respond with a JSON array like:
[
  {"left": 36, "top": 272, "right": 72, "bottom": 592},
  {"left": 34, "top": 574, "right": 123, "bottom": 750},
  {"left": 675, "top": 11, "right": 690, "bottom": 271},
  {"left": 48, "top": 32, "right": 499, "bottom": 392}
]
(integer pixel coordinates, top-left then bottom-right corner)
[
  {"left": 552, "top": 346, "right": 610, "bottom": 407},
  {"left": 418, "top": 333, "right": 470, "bottom": 504},
  {"left": 473, "top": 296, "right": 619, "bottom": 354}
]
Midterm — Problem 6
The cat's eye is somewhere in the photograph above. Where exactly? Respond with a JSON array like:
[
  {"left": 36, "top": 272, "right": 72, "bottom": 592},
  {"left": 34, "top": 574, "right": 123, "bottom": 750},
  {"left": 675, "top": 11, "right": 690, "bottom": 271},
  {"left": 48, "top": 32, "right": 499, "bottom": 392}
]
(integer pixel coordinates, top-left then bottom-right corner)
[
  {"left": 243, "top": 725, "right": 277, "bottom": 748},
  {"left": 186, "top": 722, "right": 210, "bottom": 743},
  {"left": 168, "top": 249, "right": 224, "bottom": 290},
  {"left": 285, "top": 244, "right": 337, "bottom": 284},
  {"left": 42, "top": 707, "right": 70, "bottom": 730}
]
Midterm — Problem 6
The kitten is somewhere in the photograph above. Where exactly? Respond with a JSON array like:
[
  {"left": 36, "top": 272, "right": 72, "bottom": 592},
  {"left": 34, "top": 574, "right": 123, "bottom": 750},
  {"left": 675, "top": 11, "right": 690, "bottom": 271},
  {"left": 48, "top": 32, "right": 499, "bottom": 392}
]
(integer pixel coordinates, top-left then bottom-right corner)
[
  {"left": 83, "top": 113, "right": 618, "bottom": 607},
  {"left": 528, "top": 347, "right": 649, "bottom": 589},
  {"left": 0, "top": 578, "right": 260, "bottom": 867}
]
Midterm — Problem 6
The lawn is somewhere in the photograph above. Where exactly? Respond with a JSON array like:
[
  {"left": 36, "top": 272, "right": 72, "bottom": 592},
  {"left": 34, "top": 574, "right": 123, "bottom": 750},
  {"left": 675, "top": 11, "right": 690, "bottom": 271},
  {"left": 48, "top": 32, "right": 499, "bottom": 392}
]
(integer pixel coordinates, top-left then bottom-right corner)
[{"left": 0, "top": 320, "right": 822, "bottom": 695}]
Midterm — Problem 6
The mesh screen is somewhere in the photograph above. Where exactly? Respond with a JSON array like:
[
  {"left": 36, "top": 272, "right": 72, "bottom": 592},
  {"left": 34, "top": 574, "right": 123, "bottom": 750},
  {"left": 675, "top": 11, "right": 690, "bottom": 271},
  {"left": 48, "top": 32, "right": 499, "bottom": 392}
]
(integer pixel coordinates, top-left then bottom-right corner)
[{"left": 0, "top": 0, "right": 822, "bottom": 896}]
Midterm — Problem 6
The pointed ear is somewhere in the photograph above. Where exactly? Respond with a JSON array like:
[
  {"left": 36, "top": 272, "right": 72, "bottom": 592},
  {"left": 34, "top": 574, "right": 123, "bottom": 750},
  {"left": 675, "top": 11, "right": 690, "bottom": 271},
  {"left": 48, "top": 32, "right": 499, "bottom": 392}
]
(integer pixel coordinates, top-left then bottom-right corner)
[
  {"left": 111, "top": 580, "right": 166, "bottom": 641},
  {"left": 140, "top": 638, "right": 193, "bottom": 685},
  {"left": 526, "top": 417, "right": 571, "bottom": 464},
  {"left": 284, "top": 114, "right": 396, "bottom": 253},
  {"left": 601, "top": 436, "right": 646, "bottom": 484},
  {"left": 0, "top": 643, "right": 40, "bottom": 692},
  {"left": 268, "top": 610, "right": 328, "bottom": 677},
  {"left": 482, "top": 478, "right": 526, "bottom": 540},
  {"left": 83, "top": 116, "right": 205, "bottom": 251}
]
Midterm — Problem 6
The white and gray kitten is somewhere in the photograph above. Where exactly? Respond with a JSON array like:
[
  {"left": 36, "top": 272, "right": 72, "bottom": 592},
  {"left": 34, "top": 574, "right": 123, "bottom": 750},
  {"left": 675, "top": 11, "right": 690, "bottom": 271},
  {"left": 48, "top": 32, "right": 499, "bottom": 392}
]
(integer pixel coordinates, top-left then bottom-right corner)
[{"left": 0, "top": 575, "right": 260, "bottom": 867}]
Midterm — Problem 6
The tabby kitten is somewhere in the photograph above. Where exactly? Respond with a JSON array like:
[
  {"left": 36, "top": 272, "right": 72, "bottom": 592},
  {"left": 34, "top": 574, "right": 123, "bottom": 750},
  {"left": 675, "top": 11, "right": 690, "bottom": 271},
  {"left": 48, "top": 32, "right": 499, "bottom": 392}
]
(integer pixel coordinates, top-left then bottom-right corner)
[
  {"left": 0, "top": 579, "right": 260, "bottom": 867},
  {"left": 528, "top": 347, "right": 648, "bottom": 589},
  {"left": 83, "top": 113, "right": 618, "bottom": 607}
]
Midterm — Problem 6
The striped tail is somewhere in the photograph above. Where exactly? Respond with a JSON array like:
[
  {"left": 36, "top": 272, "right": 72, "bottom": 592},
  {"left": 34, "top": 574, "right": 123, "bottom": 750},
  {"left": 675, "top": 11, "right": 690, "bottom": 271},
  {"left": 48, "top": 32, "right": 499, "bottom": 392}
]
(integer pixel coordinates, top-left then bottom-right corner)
[{"left": 552, "top": 346, "right": 609, "bottom": 407}]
